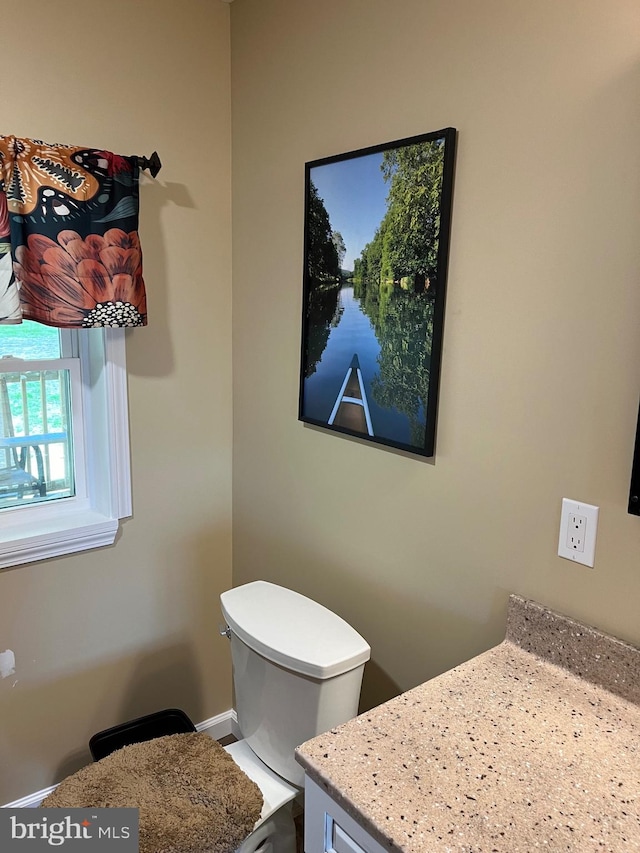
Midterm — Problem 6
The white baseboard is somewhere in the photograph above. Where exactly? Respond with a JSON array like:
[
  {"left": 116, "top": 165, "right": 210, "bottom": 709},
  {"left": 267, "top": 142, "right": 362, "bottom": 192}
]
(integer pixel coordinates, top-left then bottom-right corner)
[
  {"left": 196, "top": 708, "right": 238, "bottom": 741},
  {"left": 2, "top": 709, "right": 237, "bottom": 809},
  {"left": 4, "top": 785, "right": 59, "bottom": 810}
]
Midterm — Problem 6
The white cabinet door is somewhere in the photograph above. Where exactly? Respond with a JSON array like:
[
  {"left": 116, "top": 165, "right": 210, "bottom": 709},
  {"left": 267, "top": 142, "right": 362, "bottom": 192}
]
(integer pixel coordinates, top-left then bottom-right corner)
[{"left": 304, "top": 777, "right": 390, "bottom": 853}]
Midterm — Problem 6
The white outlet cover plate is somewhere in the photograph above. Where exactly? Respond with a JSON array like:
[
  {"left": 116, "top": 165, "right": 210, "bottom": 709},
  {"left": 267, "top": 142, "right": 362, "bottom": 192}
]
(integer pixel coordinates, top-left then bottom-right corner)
[{"left": 558, "top": 498, "right": 599, "bottom": 568}]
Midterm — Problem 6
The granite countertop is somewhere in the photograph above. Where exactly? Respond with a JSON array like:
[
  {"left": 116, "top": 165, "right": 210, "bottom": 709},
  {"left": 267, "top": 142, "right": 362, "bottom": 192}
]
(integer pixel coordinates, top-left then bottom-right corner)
[{"left": 295, "top": 596, "right": 640, "bottom": 853}]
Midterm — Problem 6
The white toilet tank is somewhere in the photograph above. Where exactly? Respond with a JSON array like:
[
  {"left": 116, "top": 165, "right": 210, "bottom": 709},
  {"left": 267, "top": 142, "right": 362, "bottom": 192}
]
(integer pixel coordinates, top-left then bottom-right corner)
[{"left": 220, "top": 581, "right": 370, "bottom": 788}]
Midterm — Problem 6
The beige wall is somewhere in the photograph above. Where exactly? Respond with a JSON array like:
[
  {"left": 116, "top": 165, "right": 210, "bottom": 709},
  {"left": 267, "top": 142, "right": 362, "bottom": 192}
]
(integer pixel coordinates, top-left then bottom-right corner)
[
  {"left": 0, "top": 0, "right": 233, "bottom": 804},
  {"left": 3, "top": 0, "right": 640, "bottom": 809},
  {"left": 231, "top": 0, "right": 640, "bottom": 710}
]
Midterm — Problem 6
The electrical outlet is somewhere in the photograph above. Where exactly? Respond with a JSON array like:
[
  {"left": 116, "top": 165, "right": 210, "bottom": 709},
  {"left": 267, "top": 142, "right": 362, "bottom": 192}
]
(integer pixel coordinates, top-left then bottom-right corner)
[
  {"left": 558, "top": 498, "right": 599, "bottom": 567},
  {"left": 566, "top": 512, "right": 586, "bottom": 552}
]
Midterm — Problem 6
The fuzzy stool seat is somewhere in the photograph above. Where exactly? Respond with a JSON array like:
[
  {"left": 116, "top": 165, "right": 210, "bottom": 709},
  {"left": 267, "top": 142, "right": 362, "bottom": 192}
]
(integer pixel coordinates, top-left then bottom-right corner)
[{"left": 42, "top": 732, "right": 263, "bottom": 853}]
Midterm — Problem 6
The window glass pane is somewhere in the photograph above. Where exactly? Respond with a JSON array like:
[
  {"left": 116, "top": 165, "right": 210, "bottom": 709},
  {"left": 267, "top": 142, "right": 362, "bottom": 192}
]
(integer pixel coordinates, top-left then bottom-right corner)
[
  {"left": 0, "top": 368, "right": 75, "bottom": 509},
  {"left": 0, "top": 320, "right": 61, "bottom": 359}
]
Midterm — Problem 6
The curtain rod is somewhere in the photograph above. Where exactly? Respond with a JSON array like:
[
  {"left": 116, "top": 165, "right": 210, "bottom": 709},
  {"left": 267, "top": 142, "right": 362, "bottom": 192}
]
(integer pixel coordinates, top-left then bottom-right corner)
[{"left": 135, "top": 151, "right": 162, "bottom": 178}]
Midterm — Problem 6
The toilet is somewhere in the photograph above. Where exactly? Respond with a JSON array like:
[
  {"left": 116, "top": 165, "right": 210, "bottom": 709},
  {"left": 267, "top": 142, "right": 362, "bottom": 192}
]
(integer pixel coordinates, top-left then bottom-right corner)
[{"left": 220, "top": 581, "right": 371, "bottom": 853}]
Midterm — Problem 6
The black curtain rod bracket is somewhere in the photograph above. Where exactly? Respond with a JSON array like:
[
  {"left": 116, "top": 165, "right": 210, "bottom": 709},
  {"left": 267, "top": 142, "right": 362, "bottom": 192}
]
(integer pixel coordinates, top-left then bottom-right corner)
[{"left": 136, "top": 151, "right": 162, "bottom": 178}]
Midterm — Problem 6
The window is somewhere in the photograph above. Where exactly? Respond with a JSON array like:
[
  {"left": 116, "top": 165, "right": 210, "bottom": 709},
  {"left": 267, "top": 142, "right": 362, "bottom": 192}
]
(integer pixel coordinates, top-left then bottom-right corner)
[
  {"left": 1, "top": 326, "right": 78, "bottom": 510},
  {"left": 0, "top": 321, "right": 131, "bottom": 568}
]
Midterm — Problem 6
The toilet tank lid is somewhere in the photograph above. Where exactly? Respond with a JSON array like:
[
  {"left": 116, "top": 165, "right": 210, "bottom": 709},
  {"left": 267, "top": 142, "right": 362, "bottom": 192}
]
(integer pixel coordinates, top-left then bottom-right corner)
[{"left": 220, "top": 581, "right": 371, "bottom": 679}]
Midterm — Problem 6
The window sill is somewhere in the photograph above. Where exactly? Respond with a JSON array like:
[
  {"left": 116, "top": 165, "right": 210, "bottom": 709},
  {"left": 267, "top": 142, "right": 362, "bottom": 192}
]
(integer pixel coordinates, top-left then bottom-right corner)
[{"left": 0, "top": 510, "right": 120, "bottom": 569}]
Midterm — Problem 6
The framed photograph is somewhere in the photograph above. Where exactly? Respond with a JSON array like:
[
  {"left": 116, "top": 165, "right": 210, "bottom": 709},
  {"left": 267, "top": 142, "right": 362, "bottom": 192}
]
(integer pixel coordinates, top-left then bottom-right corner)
[{"left": 298, "top": 127, "right": 457, "bottom": 456}]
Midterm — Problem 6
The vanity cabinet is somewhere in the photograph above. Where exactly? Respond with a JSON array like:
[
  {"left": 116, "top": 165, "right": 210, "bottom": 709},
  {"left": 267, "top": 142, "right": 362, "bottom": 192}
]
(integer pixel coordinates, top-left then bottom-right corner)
[
  {"left": 296, "top": 595, "right": 640, "bottom": 853},
  {"left": 304, "top": 777, "right": 387, "bottom": 853}
]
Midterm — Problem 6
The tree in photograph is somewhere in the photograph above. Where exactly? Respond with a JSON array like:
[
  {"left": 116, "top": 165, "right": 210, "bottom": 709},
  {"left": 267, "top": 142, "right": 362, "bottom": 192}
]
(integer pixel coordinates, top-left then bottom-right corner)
[
  {"left": 306, "top": 180, "right": 340, "bottom": 286},
  {"left": 332, "top": 230, "right": 346, "bottom": 271},
  {"left": 304, "top": 180, "right": 342, "bottom": 376},
  {"left": 359, "top": 218, "right": 388, "bottom": 288},
  {"left": 352, "top": 256, "right": 368, "bottom": 298},
  {"left": 380, "top": 139, "right": 445, "bottom": 293}
]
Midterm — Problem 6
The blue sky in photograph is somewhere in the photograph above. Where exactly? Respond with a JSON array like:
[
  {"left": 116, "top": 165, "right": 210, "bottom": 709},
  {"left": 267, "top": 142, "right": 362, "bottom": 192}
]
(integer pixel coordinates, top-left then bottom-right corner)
[{"left": 310, "top": 151, "right": 389, "bottom": 271}]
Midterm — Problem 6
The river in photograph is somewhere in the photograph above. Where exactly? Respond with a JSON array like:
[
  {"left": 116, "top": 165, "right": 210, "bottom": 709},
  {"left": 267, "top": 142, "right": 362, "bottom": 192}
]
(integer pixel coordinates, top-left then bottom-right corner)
[{"left": 302, "top": 285, "right": 428, "bottom": 447}]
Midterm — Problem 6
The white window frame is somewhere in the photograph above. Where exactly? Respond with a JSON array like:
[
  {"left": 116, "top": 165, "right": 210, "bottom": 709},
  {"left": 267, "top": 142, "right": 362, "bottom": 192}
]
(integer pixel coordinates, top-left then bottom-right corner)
[{"left": 0, "top": 328, "right": 132, "bottom": 569}]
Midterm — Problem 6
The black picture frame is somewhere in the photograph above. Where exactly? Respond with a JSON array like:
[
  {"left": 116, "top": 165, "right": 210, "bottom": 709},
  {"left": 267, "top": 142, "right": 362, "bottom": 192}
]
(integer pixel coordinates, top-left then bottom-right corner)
[
  {"left": 298, "top": 127, "right": 457, "bottom": 457},
  {"left": 628, "top": 400, "right": 640, "bottom": 515}
]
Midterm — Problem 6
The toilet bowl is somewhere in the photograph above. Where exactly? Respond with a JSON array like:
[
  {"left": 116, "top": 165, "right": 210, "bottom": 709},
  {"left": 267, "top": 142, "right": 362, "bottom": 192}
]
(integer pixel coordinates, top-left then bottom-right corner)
[
  {"left": 224, "top": 739, "right": 298, "bottom": 853},
  {"left": 220, "top": 581, "right": 370, "bottom": 853}
]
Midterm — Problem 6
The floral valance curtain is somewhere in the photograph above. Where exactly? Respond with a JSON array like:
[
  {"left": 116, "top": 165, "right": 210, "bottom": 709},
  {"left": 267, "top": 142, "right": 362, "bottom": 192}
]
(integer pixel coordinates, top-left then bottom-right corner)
[{"left": 0, "top": 135, "right": 147, "bottom": 328}]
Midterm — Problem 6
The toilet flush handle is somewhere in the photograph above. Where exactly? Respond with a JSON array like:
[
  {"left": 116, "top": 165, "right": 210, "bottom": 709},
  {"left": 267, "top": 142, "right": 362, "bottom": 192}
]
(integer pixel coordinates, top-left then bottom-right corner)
[{"left": 219, "top": 624, "right": 231, "bottom": 639}]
